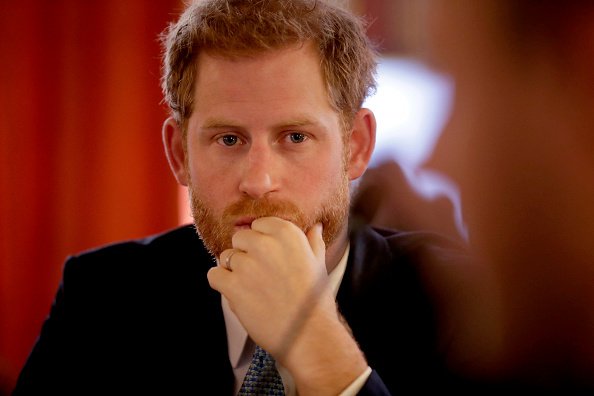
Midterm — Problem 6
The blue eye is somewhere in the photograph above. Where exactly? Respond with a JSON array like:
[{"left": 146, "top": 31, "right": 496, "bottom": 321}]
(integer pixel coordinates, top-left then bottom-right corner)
[
  {"left": 220, "top": 135, "right": 239, "bottom": 146},
  {"left": 288, "top": 132, "right": 306, "bottom": 143}
]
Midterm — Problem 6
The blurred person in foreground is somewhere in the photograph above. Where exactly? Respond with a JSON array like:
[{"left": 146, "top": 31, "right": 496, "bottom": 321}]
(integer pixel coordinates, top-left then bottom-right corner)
[
  {"left": 422, "top": 0, "right": 594, "bottom": 392},
  {"left": 11, "top": 1, "right": 479, "bottom": 395}
]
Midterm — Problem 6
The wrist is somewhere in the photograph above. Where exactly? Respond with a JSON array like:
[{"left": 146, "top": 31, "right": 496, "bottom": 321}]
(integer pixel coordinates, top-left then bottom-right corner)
[{"left": 281, "top": 306, "right": 368, "bottom": 395}]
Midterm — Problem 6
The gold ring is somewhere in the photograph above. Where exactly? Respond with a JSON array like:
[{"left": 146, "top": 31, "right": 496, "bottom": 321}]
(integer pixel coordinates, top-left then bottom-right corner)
[{"left": 225, "top": 250, "right": 238, "bottom": 271}]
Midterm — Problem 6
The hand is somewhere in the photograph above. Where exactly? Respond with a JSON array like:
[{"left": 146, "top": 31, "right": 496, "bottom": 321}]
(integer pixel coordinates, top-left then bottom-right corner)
[
  {"left": 208, "top": 217, "right": 330, "bottom": 357},
  {"left": 208, "top": 216, "right": 369, "bottom": 394}
]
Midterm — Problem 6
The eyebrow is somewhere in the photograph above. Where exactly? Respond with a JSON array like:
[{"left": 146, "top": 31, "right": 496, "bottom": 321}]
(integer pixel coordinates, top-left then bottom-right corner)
[
  {"left": 201, "top": 116, "right": 323, "bottom": 131},
  {"left": 201, "top": 118, "right": 241, "bottom": 130}
]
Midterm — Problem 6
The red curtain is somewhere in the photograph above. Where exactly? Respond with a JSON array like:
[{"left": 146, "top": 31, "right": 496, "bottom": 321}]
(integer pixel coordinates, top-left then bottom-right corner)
[{"left": 0, "top": 0, "right": 184, "bottom": 391}]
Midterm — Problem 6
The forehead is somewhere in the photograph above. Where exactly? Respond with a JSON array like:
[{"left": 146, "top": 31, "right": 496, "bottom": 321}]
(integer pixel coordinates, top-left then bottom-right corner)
[{"left": 191, "top": 44, "right": 338, "bottom": 124}]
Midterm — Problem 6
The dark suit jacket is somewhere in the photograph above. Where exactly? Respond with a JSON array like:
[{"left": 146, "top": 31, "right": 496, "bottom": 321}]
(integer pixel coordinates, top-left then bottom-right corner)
[{"left": 12, "top": 222, "right": 471, "bottom": 395}]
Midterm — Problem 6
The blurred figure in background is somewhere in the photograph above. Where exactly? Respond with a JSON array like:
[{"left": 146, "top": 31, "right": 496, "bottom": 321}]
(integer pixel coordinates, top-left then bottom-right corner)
[
  {"left": 420, "top": 0, "right": 594, "bottom": 391},
  {"left": 351, "top": 158, "right": 465, "bottom": 244}
]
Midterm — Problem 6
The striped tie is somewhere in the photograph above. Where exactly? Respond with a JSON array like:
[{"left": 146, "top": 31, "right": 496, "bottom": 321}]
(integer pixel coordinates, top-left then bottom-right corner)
[{"left": 238, "top": 345, "right": 285, "bottom": 395}]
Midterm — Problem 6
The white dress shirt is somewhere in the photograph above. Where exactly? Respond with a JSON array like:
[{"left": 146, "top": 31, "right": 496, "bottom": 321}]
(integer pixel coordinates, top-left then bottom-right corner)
[{"left": 221, "top": 243, "right": 372, "bottom": 395}]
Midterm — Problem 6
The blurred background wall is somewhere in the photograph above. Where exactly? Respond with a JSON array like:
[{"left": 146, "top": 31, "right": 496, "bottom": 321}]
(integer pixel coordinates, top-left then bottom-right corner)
[{"left": 0, "top": 0, "right": 457, "bottom": 392}]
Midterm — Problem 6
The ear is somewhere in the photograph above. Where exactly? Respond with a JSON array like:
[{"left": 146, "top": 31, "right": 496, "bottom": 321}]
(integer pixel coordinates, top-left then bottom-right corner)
[
  {"left": 162, "top": 116, "right": 189, "bottom": 186},
  {"left": 347, "top": 108, "right": 376, "bottom": 181}
]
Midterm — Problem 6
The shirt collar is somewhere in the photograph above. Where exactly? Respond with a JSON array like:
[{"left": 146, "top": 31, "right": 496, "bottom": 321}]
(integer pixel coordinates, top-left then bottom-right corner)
[{"left": 222, "top": 242, "right": 351, "bottom": 368}]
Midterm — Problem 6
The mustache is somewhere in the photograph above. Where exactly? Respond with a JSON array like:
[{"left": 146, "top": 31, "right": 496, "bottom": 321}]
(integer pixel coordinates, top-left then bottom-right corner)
[{"left": 223, "top": 197, "right": 308, "bottom": 230}]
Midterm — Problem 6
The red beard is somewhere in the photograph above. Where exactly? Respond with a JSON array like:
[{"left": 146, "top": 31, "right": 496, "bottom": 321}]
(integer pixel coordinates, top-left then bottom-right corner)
[{"left": 189, "top": 181, "right": 349, "bottom": 258}]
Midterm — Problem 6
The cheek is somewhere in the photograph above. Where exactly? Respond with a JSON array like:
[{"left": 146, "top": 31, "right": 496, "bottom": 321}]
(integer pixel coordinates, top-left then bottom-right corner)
[
  {"left": 186, "top": 159, "right": 237, "bottom": 212},
  {"left": 307, "top": 159, "right": 348, "bottom": 204},
  {"left": 301, "top": 153, "right": 344, "bottom": 186}
]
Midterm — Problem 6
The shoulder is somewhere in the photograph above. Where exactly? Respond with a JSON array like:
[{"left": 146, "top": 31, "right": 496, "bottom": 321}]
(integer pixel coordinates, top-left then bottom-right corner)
[
  {"left": 72, "top": 224, "right": 199, "bottom": 258},
  {"left": 344, "top": 222, "right": 471, "bottom": 306},
  {"left": 349, "top": 223, "right": 468, "bottom": 267},
  {"left": 61, "top": 224, "right": 213, "bottom": 283}
]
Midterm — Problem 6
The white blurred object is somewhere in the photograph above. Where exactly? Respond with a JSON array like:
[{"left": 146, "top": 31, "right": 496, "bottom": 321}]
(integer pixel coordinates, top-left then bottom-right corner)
[{"left": 364, "top": 56, "right": 467, "bottom": 239}]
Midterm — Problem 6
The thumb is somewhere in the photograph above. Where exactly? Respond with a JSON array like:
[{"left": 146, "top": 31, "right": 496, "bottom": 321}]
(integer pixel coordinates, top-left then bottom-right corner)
[{"left": 306, "top": 222, "right": 325, "bottom": 263}]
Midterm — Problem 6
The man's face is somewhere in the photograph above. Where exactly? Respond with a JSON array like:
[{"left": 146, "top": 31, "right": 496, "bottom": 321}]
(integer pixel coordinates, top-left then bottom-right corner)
[{"left": 184, "top": 45, "right": 351, "bottom": 258}]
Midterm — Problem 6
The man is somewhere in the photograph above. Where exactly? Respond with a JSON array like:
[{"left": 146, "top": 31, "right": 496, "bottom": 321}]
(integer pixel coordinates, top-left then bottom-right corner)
[
  {"left": 422, "top": 0, "right": 594, "bottom": 392},
  {"left": 12, "top": 1, "right": 471, "bottom": 395}
]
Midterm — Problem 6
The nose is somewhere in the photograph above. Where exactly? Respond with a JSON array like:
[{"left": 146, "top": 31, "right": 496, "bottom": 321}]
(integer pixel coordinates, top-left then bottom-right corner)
[{"left": 239, "top": 143, "right": 279, "bottom": 199}]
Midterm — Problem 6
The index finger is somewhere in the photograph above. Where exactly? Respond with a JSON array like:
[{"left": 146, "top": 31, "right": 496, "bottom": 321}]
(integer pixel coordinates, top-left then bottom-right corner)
[{"left": 250, "top": 216, "right": 304, "bottom": 236}]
